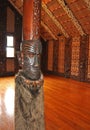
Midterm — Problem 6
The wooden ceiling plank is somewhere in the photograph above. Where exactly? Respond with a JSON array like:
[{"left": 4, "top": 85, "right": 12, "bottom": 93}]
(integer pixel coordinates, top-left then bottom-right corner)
[
  {"left": 41, "top": 21, "right": 57, "bottom": 40},
  {"left": 57, "top": 0, "right": 86, "bottom": 36},
  {"left": 42, "top": 2, "right": 69, "bottom": 38},
  {"left": 83, "top": 0, "right": 90, "bottom": 10}
]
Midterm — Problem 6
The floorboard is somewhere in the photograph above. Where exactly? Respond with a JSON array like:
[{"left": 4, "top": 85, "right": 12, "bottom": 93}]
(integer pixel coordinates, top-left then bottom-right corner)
[{"left": 0, "top": 75, "right": 90, "bottom": 130}]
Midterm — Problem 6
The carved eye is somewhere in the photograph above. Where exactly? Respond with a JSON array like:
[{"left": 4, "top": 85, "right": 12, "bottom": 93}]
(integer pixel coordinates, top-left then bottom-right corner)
[{"left": 29, "top": 53, "right": 35, "bottom": 58}]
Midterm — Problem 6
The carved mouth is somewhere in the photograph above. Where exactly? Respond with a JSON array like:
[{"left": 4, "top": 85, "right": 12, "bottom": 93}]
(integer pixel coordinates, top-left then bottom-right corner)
[{"left": 25, "top": 70, "right": 41, "bottom": 80}]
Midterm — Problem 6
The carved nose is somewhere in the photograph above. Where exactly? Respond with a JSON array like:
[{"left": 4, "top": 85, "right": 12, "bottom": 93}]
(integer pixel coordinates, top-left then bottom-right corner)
[{"left": 34, "top": 55, "right": 39, "bottom": 67}]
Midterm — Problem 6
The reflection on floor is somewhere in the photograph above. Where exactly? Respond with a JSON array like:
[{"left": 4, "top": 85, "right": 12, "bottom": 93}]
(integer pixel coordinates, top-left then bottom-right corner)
[
  {"left": 0, "top": 77, "right": 15, "bottom": 130},
  {"left": 0, "top": 75, "right": 90, "bottom": 130}
]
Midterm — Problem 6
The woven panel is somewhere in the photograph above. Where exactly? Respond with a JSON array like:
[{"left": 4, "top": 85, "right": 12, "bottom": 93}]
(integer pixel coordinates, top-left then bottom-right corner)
[
  {"left": 71, "top": 37, "right": 80, "bottom": 76},
  {"left": 58, "top": 37, "right": 65, "bottom": 73},
  {"left": 47, "top": 40, "right": 53, "bottom": 71},
  {"left": 87, "top": 36, "right": 90, "bottom": 78}
]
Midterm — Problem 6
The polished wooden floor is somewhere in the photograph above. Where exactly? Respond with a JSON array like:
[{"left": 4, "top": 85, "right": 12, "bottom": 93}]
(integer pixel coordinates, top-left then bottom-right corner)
[{"left": 0, "top": 75, "right": 90, "bottom": 130}]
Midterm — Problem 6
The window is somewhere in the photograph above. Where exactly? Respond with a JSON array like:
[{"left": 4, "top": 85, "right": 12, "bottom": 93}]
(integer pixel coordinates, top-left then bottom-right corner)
[{"left": 6, "top": 35, "right": 14, "bottom": 58}]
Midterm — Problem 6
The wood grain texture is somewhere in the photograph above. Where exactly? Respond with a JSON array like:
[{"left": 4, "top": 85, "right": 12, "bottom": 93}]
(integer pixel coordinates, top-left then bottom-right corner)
[
  {"left": 53, "top": 40, "right": 59, "bottom": 72},
  {"left": 44, "top": 75, "right": 90, "bottom": 130},
  {"left": 0, "top": 75, "right": 90, "bottom": 130},
  {"left": 58, "top": 37, "right": 65, "bottom": 73},
  {"left": 64, "top": 37, "right": 72, "bottom": 78},
  {"left": 47, "top": 40, "right": 54, "bottom": 71}
]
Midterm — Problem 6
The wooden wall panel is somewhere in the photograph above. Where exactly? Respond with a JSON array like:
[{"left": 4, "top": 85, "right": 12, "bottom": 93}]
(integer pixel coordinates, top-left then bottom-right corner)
[
  {"left": 47, "top": 40, "right": 53, "bottom": 71},
  {"left": 64, "top": 38, "right": 72, "bottom": 78},
  {"left": 87, "top": 36, "right": 90, "bottom": 79},
  {"left": 6, "top": 59, "right": 15, "bottom": 72},
  {"left": 46, "top": 35, "right": 90, "bottom": 83},
  {"left": 0, "top": 0, "right": 7, "bottom": 76},
  {"left": 58, "top": 37, "right": 65, "bottom": 73},
  {"left": 7, "top": 2, "right": 22, "bottom": 74},
  {"left": 7, "top": 7, "right": 15, "bottom": 32},
  {"left": 53, "top": 40, "right": 59, "bottom": 72},
  {"left": 71, "top": 37, "right": 80, "bottom": 78},
  {"left": 79, "top": 35, "right": 88, "bottom": 81}
]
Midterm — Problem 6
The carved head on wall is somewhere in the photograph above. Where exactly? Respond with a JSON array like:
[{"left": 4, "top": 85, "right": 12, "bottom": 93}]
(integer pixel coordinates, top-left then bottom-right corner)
[{"left": 18, "top": 39, "right": 42, "bottom": 80}]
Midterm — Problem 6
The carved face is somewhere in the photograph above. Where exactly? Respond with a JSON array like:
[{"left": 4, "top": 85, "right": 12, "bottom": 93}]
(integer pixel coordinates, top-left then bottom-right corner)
[{"left": 21, "top": 40, "right": 42, "bottom": 80}]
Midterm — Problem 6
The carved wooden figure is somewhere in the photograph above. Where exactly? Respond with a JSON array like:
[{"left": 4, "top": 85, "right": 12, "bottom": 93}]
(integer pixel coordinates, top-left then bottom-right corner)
[{"left": 15, "top": 0, "right": 45, "bottom": 130}]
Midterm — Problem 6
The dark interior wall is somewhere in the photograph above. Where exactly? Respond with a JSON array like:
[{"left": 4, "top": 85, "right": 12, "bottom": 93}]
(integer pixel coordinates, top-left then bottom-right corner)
[
  {"left": 0, "top": 0, "right": 7, "bottom": 75},
  {"left": 0, "top": 0, "right": 22, "bottom": 76},
  {"left": 47, "top": 35, "right": 90, "bottom": 82},
  {"left": 41, "top": 38, "right": 48, "bottom": 74}
]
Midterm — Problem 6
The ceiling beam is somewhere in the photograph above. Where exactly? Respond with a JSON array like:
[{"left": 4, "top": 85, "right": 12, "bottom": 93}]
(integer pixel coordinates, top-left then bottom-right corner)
[
  {"left": 42, "top": 2, "right": 69, "bottom": 38},
  {"left": 57, "top": 0, "right": 86, "bottom": 36},
  {"left": 83, "top": 0, "right": 90, "bottom": 10},
  {"left": 8, "top": 0, "right": 22, "bottom": 15},
  {"left": 41, "top": 21, "right": 57, "bottom": 40}
]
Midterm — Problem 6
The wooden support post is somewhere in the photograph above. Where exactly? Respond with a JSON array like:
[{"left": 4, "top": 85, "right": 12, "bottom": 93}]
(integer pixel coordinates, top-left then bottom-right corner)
[{"left": 15, "top": 0, "right": 45, "bottom": 130}]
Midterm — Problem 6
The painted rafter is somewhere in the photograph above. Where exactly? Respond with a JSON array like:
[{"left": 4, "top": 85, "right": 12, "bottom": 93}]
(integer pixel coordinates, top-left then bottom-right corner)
[
  {"left": 57, "top": 0, "right": 86, "bottom": 36},
  {"left": 83, "top": 0, "right": 90, "bottom": 10},
  {"left": 41, "top": 21, "right": 57, "bottom": 40},
  {"left": 42, "top": 2, "right": 69, "bottom": 38}
]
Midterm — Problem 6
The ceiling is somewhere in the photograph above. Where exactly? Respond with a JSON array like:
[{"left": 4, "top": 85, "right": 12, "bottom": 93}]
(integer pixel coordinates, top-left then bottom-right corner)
[{"left": 8, "top": 0, "right": 90, "bottom": 41}]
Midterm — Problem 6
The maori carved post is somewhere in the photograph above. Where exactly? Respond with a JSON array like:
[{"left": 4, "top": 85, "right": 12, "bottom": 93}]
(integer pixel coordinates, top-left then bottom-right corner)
[{"left": 15, "top": 0, "right": 45, "bottom": 130}]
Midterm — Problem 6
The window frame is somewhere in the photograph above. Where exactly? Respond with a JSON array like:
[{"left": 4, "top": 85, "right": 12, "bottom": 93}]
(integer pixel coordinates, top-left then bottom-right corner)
[{"left": 6, "top": 34, "right": 15, "bottom": 58}]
